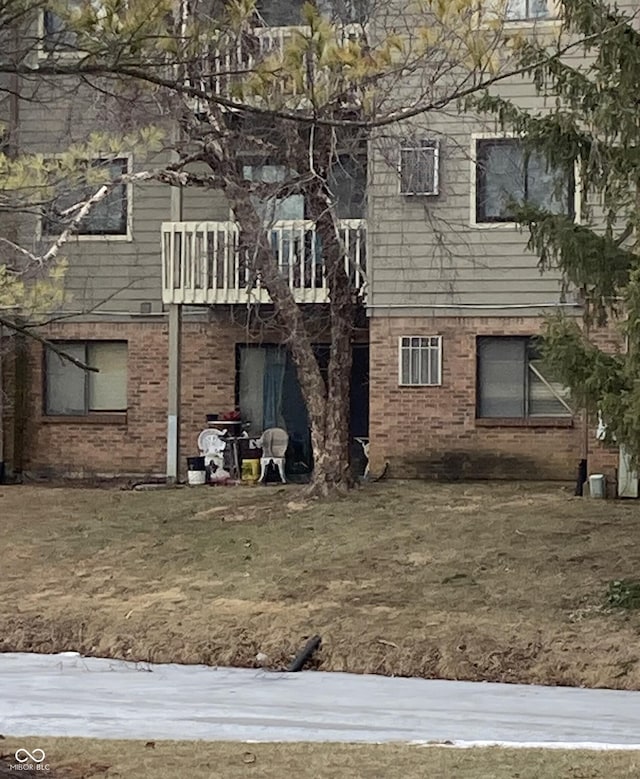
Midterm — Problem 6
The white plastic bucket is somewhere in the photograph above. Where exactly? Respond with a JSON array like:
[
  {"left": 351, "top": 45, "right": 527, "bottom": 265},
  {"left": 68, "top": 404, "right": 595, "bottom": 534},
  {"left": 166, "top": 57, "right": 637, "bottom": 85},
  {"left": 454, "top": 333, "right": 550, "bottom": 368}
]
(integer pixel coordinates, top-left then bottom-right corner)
[
  {"left": 589, "top": 474, "right": 605, "bottom": 499},
  {"left": 187, "top": 469, "right": 207, "bottom": 486}
]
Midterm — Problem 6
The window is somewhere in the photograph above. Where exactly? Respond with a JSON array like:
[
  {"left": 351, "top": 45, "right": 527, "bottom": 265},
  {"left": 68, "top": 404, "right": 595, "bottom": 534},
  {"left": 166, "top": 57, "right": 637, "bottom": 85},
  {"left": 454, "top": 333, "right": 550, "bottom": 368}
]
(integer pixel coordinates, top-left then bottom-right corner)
[
  {"left": 43, "top": 9, "right": 77, "bottom": 52},
  {"left": 475, "top": 138, "right": 573, "bottom": 223},
  {"left": 256, "top": 0, "right": 370, "bottom": 25},
  {"left": 477, "top": 337, "right": 572, "bottom": 418},
  {"left": 45, "top": 342, "right": 128, "bottom": 415},
  {"left": 42, "top": 0, "right": 89, "bottom": 54},
  {"left": 242, "top": 164, "right": 304, "bottom": 223},
  {"left": 505, "top": 0, "right": 553, "bottom": 20},
  {"left": 399, "top": 336, "right": 442, "bottom": 386},
  {"left": 42, "top": 158, "right": 129, "bottom": 236},
  {"left": 328, "top": 154, "right": 367, "bottom": 219},
  {"left": 255, "top": 0, "right": 305, "bottom": 25},
  {"left": 400, "top": 140, "right": 439, "bottom": 196}
]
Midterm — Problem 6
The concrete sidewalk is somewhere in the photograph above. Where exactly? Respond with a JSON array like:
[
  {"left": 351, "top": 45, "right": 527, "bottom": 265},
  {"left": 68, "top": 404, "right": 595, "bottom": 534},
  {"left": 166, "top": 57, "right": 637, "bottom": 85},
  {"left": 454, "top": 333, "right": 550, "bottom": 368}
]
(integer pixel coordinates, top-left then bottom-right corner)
[{"left": 1, "top": 652, "right": 639, "bottom": 746}]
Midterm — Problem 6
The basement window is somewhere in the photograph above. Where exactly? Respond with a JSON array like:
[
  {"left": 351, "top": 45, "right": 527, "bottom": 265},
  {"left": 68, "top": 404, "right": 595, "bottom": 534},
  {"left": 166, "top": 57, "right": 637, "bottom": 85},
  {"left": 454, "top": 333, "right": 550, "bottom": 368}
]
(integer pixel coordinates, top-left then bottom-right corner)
[
  {"left": 45, "top": 341, "right": 128, "bottom": 415},
  {"left": 399, "top": 336, "right": 442, "bottom": 386},
  {"left": 476, "top": 336, "right": 572, "bottom": 418}
]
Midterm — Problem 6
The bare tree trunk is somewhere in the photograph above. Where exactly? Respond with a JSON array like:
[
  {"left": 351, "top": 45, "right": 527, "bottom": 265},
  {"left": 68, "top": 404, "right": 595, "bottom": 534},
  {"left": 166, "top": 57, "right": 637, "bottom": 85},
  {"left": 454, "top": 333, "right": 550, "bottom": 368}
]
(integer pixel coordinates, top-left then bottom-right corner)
[
  {"left": 229, "top": 186, "right": 357, "bottom": 494},
  {"left": 307, "top": 188, "right": 355, "bottom": 494},
  {"left": 228, "top": 191, "right": 332, "bottom": 485}
]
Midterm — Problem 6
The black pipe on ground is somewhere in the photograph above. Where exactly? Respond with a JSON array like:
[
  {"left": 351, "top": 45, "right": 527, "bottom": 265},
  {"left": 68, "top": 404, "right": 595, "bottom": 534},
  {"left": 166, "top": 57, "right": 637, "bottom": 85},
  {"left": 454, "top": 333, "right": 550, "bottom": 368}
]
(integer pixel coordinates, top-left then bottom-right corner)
[{"left": 287, "top": 635, "right": 322, "bottom": 672}]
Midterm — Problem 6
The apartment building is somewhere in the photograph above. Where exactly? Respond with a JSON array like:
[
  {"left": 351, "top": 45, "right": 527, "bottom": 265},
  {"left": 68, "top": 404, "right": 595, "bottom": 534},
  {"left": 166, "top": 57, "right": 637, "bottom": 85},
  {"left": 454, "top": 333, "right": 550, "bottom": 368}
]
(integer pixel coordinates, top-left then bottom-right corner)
[{"left": 0, "top": 0, "right": 620, "bottom": 483}]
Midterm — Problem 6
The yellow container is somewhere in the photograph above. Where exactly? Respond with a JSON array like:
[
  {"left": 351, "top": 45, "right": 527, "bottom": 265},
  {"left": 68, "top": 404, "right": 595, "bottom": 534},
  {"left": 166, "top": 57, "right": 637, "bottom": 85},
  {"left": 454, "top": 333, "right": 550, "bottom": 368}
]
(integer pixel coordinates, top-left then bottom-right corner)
[{"left": 241, "top": 458, "right": 261, "bottom": 483}]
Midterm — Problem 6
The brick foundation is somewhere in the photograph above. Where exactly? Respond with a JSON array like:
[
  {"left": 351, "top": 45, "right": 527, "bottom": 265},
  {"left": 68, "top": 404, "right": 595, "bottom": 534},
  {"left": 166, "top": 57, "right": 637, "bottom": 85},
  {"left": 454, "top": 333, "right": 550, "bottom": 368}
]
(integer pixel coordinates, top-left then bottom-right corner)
[{"left": 369, "top": 315, "right": 619, "bottom": 481}]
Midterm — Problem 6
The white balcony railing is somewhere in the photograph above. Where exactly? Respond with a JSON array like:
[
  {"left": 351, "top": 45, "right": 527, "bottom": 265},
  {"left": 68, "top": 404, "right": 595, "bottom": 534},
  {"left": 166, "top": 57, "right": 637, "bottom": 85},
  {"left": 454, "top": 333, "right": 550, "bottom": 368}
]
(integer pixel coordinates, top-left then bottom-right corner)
[
  {"left": 161, "top": 219, "right": 367, "bottom": 305},
  {"left": 210, "top": 26, "right": 306, "bottom": 100},
  {"left": 187, "top": 24, "right": 366, "bottom": 106}
]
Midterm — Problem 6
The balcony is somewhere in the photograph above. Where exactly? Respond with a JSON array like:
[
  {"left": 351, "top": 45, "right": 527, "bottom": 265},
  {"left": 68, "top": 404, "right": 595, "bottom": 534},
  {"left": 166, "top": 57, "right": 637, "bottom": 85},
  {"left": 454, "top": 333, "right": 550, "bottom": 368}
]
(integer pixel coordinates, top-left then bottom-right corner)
[
  {"left": 210, "top": 26, "right": 306, "bottom": 100},
  {"left": 161, "top": 219, "right": 367, "bottom": 305},
  {"left": 187, "top": 24, "right": 366, "bottom": 106}
]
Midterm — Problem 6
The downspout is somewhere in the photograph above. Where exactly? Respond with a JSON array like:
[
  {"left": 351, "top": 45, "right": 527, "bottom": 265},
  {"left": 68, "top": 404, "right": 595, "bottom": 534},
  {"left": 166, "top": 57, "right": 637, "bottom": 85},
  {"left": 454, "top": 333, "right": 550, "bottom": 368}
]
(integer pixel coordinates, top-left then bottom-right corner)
[
  {"left": 165, "top": 9, "right": 186, "bottom": 483},
  {"left": 165, "top": 134, "right": 183, "bottom": 484}
]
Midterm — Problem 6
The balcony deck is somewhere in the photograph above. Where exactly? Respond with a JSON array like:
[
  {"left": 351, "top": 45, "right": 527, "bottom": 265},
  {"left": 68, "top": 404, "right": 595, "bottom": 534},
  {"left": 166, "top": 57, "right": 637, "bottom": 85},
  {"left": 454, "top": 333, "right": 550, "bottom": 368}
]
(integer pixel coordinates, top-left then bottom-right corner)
[{"left": 161, "top": 219, "right": 366, "bottom": 305}]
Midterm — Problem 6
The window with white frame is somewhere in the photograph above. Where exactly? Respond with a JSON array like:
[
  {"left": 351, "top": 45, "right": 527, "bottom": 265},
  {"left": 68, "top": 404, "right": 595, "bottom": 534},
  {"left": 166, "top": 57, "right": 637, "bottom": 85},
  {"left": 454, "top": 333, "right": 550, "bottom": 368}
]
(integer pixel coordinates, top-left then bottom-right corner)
[
  {"left": 505, "top": 0, "right": 554, "bottom": 20},
  {"left": 43, "top": 8, "right": 78, "bottom": 52},
  {"left": 477, "top": 337, "right": 572, "bottom": 418},
  {"left": 42, "top": 0, "right": 102, "bottom": 54},
  {"left": 399, "top": 336, "right": 442, "bottom": 386},
  {"left": 475, "top": 138, "right": 573, "bottom": 223},
  {"left": 42, "top": 158, "right": 129, "bottom": 236},
  {"left": 45, "top": 341, "right": 128, "bottom": 415}
]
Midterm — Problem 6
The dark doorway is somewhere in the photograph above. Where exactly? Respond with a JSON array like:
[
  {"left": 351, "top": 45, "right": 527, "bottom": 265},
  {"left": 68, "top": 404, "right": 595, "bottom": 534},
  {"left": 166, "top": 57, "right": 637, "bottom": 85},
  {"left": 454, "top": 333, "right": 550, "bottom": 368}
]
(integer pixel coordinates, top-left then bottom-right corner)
[{"left": 236, "top": 343, "right": 369, "bottom": 477}]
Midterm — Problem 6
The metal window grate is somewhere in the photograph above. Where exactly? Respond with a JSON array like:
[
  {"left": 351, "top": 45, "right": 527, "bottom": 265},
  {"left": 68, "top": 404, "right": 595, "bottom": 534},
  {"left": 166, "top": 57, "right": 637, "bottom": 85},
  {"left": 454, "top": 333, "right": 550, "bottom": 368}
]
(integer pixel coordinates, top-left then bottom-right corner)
[
  {"left": 399, "top": 336, "right": 442, "bottom": 386},
  {"left": 399, "top": 141, "right": 439, "bottom": 196}
]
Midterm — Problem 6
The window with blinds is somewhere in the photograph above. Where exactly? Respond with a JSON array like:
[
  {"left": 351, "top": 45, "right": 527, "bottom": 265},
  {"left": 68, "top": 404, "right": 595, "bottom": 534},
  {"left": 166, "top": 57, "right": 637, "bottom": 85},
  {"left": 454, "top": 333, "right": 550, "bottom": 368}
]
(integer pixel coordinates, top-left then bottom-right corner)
[{"left": 476, "top": 337, "right": 572, "bottom": 418}]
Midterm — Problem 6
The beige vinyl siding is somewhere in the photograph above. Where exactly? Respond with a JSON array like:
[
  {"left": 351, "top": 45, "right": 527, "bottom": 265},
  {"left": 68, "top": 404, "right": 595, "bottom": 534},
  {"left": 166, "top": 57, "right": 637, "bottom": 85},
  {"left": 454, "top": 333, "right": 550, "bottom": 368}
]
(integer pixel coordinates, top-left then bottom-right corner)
[
  {"left": 365, "top": 0, "right": 623, "bottom": 314},
  {"left": 14, "top": 78, "right": 230, "bottom": 315},
  {"left": 367, "top": 69, "right": 587, "bottom": 311}
]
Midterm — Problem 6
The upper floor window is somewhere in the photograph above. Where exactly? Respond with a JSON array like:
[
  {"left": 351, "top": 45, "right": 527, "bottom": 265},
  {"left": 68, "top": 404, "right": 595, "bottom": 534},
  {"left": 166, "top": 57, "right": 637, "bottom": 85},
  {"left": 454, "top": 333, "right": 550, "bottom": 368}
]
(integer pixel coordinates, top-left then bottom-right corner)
[
  {"left": 243, "top": 164, "right": 305, "bottom": 223},
  {"left": 475, "top": 138, "right": 574, "bottom": 223},
  {"left": 43, "top": 9, "right": 76, "bottom": 52},
  {"left": 42, "top": 0, "right": 92, "bottom": 54},
  {"left": 42, "top": 158, "right": 130, "bottom": 237},
  {"left": 505, "top": 0, "right": 553, "bottom": 21},
  {"left": 505, "top": 0, "right": 555, "bottom": 20},
  {"left": 45, "top": 341, "right": 128, "bottom": 416},
  {"left": 477, "top": 337, "right": 572, "bottom": 418},
  {"left": 328, "top": 154, "right": 367, "bottom": 219},
  {"left": 400, "top": 140, "right": 440, "bottom": 196},
  {"left": 256, "top": 0, "right": 370, "bottom": 26},
  {"left": 243, "top": 157, "right": 366, "bottom": 222}
]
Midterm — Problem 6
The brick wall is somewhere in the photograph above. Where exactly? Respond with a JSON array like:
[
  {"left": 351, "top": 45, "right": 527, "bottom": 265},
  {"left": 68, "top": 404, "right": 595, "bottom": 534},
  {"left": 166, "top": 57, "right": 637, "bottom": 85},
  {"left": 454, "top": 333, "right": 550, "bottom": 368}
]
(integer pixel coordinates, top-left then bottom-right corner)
[
  {"left": 3, "top": 317, "right": 271, "bottom": 479},
  {"left": 2, "top": 309, "right": 340, "bottom": 479},
  {"left": 1, "top": 310, "right": 626, "bottom": 483},
  {"left": 369, "top": 315, "right": 614, "bottom": 481}
]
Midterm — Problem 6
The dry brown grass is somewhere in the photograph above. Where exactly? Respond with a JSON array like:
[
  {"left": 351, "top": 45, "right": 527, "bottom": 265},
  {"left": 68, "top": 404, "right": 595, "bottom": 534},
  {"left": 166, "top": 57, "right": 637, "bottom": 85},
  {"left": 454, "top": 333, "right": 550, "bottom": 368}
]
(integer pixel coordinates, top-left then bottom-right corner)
[
  {"left": 1, "top": 480, "right": 640, "bottom": 687},
  {"left": 1, "top": 738, "right": 639, "bottom": 779}
]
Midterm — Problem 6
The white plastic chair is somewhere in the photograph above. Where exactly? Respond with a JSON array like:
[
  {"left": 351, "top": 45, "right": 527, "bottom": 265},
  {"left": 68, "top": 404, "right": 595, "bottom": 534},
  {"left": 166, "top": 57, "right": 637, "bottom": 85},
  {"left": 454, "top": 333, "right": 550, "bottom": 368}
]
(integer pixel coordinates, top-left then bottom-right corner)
[
  {"left": 258, "top": 427, "right": 289, "bottom": 483},
  {"left": 355, "top": 437, "right": 370, "bottom": 478},
  {"left": 197, "top": 428, "right": 227, "bottom": 471}
]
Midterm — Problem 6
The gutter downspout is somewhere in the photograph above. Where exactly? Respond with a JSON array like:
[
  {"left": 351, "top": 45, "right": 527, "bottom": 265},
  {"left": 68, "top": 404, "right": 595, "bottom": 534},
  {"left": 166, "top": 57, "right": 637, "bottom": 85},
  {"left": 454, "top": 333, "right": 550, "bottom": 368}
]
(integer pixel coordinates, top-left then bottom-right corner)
[{"left": 165, "top": 121, "right": 183, "bottom": 483}]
